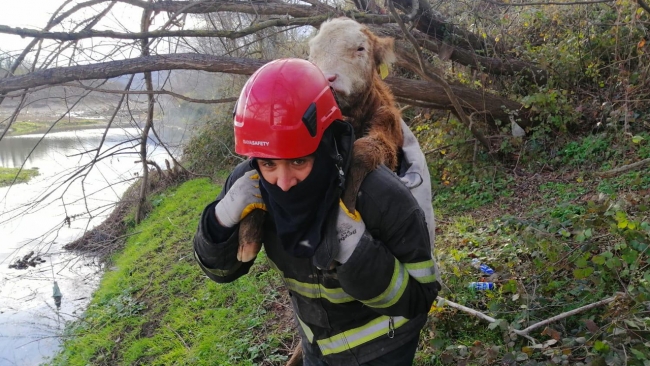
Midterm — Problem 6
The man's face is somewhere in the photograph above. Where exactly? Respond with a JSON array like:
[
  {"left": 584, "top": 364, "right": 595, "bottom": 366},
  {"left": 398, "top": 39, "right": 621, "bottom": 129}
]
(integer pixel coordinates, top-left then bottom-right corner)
[{"left": 257, "top": 156, "right": 315, "bottom": 191}]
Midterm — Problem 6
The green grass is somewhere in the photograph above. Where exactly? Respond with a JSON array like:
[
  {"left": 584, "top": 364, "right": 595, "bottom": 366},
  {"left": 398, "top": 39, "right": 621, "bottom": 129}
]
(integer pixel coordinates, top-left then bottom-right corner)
[
  {"left": 6, "top": 120, "right": 106, "bottom": 136},
  {"left": 598, "top": 171, "right": 650, "bottom": 194},
  {"left": 0, "top": 167, "right": 39, "bottom": 186},
  {"left": 50, "top": 178, "right": 293, "bottom": 366},
  {"left": 9, "top": 121, "right": 50, "bottom": 135},
  {"left": 432, "top": 174, "right": 515, "bottom": 214}
]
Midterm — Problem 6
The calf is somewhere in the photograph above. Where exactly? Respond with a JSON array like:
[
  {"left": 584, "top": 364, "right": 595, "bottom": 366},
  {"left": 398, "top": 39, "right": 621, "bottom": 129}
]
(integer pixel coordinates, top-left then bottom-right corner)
[
  {"left": 308, "top": 17, "right": 404, "bottom": 209},
  {"left": 308, "top": 18, "right": 435, "bottom": 245}
]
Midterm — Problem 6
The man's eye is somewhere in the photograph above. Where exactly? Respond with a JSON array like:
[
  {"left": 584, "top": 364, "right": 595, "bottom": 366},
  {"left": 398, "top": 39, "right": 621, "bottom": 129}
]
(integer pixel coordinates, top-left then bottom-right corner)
[{"left": 292, "top": 159, "right": 305, "bottom": 165}]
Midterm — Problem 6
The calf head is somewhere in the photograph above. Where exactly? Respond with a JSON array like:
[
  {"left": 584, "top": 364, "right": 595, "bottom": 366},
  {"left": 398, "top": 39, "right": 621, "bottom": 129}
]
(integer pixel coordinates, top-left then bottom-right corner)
[{"left": 308, "top": 17, "right": 396, "bottom": 112}]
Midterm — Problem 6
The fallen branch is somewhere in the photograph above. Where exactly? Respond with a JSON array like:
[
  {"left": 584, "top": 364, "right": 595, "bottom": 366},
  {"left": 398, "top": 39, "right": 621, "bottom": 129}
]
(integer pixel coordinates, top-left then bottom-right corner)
[
  {"left": 438, "top": 297, "right": 497, "bottom": 323},
  {"left": 596, "top": 158, "right": 650, "bottom": 178},
  {"left": 438, "top": 293, "right": 623, "bottom": 344},
  {"left": 512, "top": 293, "right": 622, "bottom": 338},
  {"left": 387, "top": 0, "right": 494, "bottom": 153}
]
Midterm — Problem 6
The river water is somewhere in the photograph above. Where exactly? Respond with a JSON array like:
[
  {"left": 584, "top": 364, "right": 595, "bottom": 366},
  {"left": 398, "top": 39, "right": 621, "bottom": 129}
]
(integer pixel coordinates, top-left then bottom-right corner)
[{"left": 0, "top": 126, "right": 185, "bottom": 365}]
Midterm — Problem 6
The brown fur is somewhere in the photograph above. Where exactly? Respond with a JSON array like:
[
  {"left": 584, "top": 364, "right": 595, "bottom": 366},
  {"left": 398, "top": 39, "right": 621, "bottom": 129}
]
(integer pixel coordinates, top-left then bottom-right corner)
[{"left": 334, "top": 28, "right": 403, "bottom": 210}]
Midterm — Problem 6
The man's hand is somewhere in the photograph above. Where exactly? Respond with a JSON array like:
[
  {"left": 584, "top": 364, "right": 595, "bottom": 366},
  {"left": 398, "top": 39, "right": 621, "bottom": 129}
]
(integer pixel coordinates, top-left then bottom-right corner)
[
  {"left": 335, "top": 200, "right": 366, "bottom": 264},
  {"left": 215, "top": 170, "right": 266, "bottom": 228}
]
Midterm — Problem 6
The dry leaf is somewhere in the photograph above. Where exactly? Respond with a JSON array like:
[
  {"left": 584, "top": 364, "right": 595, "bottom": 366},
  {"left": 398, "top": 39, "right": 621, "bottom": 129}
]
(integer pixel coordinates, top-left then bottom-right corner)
[
  {"left": 543, "top": 339, "right": 558, "bottom": 348},
  {"left": 584, "top": 319, "right": 599, "bottom": 333},
  {"left": 542, "top": 326, "right": 561, "bottom": 340}
]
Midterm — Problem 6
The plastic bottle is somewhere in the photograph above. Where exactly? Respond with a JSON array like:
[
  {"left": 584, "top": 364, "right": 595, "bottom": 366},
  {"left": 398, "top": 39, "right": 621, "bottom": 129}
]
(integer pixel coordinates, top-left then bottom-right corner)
[
  {"left": 471, "top": 258, "right": 495, "bottom": 275},
  {"left": 468, "top": 282, "right": 495, "bottom": 290}
]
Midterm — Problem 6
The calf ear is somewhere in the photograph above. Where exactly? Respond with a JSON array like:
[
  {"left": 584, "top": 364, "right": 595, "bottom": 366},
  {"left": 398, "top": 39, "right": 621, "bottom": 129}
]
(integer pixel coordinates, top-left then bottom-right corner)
[{"left": 374, "top": 36, "right": 396, "bottom": 67}]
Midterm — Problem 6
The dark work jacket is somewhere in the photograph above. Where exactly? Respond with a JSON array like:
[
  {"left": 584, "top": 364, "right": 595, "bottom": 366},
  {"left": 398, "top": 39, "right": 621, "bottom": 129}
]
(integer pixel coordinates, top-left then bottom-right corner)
[{"left": 193, "top": 124, "right": 439, "bottom": 365}]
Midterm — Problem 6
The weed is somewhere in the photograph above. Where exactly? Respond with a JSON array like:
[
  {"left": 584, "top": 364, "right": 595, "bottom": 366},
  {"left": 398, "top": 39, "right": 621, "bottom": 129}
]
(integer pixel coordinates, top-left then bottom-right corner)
[{"left": 556, "top": 134, "right": 615, "bottom": 168}]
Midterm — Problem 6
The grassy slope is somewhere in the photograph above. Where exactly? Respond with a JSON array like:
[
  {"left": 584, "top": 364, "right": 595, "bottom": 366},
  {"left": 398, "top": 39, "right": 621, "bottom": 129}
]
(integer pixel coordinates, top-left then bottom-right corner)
[
  {"left": 50, "top": 178, "right": 294, "bottom": 366},
  {"left": 52, "top": 133, "right": 650, "bottom": 366},
  {"left": 0, "top": 167, "right": 39, "bottom": 187}
]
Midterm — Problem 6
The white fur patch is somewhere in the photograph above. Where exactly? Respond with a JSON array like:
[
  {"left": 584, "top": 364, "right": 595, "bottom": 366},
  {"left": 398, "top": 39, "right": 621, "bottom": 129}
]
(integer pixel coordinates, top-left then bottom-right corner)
[{"left": 308, "top": 18, "right": 376, "bottom": 107}]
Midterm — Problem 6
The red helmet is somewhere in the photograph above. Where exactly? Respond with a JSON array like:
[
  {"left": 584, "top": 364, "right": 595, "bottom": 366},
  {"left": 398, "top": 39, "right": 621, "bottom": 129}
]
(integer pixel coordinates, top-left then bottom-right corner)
[{"left": 234, "top": 58, "right": 343, "bottom": 159}]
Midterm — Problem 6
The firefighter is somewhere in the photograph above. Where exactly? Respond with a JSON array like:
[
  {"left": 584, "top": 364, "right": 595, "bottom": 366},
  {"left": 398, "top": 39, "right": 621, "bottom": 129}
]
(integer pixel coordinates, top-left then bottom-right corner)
[{"left": 193, "top": 58, "right": 440, "bottom": 366}]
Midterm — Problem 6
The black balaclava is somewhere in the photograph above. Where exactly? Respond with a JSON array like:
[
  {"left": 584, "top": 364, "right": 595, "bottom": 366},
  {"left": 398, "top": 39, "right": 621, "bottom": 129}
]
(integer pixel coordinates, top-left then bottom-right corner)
[{"left": 253, "top": 127, "right": 341, "bottom": 258}]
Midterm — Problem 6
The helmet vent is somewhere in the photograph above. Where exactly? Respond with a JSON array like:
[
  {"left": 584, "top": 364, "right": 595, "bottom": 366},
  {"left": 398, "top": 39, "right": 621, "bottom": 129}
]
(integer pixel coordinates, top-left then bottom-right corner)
[{"left": 302, "top": 102, "right": 318, "bottom": 137}]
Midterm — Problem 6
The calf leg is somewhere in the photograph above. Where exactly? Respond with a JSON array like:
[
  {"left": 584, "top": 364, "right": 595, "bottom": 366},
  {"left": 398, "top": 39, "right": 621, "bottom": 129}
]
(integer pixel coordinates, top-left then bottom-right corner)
[
  {"left": 341, "top": 136, "right": 389, "bottom": 211},
  {"left": 285, "top": 342, "right": 303, "bottom": 366},
  {"left": 238, "top": 210, "right": 265, "bottom": 262},
  {"left": 341, "top": 159, "right": 371, "bottom": 212}
]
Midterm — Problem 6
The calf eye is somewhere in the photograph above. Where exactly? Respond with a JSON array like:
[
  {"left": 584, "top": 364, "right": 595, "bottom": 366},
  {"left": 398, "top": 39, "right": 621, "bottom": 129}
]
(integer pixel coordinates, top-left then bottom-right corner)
[{"left": 357, "top": 46, "right": 365, "bottom": 51}]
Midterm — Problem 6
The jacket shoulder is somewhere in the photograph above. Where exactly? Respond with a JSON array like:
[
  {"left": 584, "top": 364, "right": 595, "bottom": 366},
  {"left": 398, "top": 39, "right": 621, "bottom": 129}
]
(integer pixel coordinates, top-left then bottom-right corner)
[
  {"left": 359, "top": 165, "right": 418, "bottom": 204},
  {"left": 357, "top": 165, "right": 421, "bottom": 222}
]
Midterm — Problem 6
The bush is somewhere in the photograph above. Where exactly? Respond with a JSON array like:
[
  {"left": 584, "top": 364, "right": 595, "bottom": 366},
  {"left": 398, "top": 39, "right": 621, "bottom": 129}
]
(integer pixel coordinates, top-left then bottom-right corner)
[{"left": 182, "top": 103, "right": 244, "bottom": 178}]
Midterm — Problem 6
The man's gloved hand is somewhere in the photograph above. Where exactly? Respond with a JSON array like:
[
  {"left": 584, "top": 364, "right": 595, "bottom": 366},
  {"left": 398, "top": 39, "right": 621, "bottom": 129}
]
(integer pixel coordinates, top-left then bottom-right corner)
[
  {"left": 335, "top": 200, "right": 366, "bottom": 264},
  {"left": 215, "top": 170, "right": 266, "bottom": 228}
]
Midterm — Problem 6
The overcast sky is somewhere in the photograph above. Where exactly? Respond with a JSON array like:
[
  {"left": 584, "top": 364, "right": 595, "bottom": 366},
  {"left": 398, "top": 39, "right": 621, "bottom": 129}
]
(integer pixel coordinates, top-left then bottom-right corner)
[
  {"left": 0, "top": 0, "right": 62, "bottom": 51},
  {"left": 0, "top": 0, "right": 143, "bottom": 54}
]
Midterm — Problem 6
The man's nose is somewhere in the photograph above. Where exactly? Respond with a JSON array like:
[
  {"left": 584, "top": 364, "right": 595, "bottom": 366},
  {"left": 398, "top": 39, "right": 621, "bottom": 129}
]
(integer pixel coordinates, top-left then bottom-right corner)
[{"left": 276, "top": 168, "right": 295, "bottom": 192}]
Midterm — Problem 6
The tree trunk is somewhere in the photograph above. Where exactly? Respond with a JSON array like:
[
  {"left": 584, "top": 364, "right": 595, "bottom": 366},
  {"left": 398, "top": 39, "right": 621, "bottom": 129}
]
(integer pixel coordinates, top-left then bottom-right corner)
[{"left": 135, "top": 0, "right": 154, "bottom": 224}]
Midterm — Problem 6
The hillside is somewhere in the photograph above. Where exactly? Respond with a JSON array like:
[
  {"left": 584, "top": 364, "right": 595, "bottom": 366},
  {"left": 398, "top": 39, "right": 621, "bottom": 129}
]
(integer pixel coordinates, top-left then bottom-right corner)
[{"left": 49, "top": 130, "right": 649, "bottom": 365}]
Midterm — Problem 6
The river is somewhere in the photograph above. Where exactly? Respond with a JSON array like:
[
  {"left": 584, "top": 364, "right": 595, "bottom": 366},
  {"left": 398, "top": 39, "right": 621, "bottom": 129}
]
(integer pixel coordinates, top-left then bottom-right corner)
[{"left": 0, "top": 126, "right": 186, "bottom": 365}]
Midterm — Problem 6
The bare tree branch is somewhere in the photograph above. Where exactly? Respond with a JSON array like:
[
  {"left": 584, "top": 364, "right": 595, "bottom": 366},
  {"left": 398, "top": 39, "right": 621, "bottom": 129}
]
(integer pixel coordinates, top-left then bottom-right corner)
[
  {"left": 387, "top": 0, "right": 495, "bottom": 151},
  {"left": 56, "top": 82, "right": 238, "bottom": 104},
  {"left": 120, "top": 0, "right": 324, "bottom": 17},
  {"left": 439, "top": 293, "right": 623, "bottom": 345},
  {"left": 0, "top": 54, "right": 527, "bottom": 124},
  {"left": 390, "top": 0, "right": 499, "bottom": 54},
  {"left": 0, "top": 54, "right": 262, "bottom": 94},
  {"left": 480, "top": 0, "right": 614, "bottom": 6},
  {"left": 0, "top": 18, "right": 315, "bottom": 42}
]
